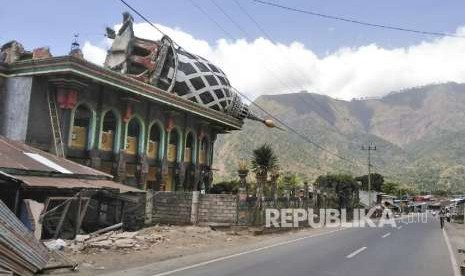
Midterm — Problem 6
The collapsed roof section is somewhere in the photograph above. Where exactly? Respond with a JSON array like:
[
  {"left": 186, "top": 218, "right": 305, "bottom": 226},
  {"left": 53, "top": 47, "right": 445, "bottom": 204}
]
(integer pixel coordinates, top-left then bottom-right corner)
[
  {"left": 105, "top": 12, "right": 277, "bottom": 128},
  {"left": 0, "top": 136, "right": 141, "bottom": 193}
]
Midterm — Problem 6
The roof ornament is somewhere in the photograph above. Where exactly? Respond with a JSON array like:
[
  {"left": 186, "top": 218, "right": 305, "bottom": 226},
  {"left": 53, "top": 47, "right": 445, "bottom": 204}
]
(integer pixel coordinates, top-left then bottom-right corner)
[{"left": 69, "top": 33, "right": 83, "bottom": 59}]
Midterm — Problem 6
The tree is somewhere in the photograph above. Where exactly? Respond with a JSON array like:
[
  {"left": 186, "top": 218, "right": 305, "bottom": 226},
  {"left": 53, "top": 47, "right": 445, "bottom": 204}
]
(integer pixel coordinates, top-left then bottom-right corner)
[
  {"left": 355, "top": 173, "right": 384, "bottom": 192},
  {"left": 381, "top": 182, "right": 400, "bottom": 196},
  {"left": 250, "top": 144, "right": 279, "bottom": 203},
  {"left": 314, "top": 174, "right": 359, "bottom": 212},
  {"left": 277, "top": 172, "right": 300, "bottom": 197}
]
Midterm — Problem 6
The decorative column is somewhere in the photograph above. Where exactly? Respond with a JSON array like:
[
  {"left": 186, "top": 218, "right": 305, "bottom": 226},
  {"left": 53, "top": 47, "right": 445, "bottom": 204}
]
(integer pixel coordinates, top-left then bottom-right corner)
[
  {"left": 237, "top": 160, "right": 249, "bottom": 226},
  {"left": 161, "top": 116, "right": 173, "bottom": 191},
  {"left": 176, "top": 129, "right": 185, "bottom": 191},
  {"left": 137, "top": 154, "right": 149, "bottom": 190},
  {"left": 193, "top": 130, "right": 203, "bottom": 191},
  {"left": 115, "top": 151, "right": 126, "bottom": 182}
]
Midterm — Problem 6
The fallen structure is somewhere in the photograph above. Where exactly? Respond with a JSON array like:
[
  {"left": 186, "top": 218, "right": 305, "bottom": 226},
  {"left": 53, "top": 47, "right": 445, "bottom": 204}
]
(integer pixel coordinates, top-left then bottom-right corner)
[
  {"left": 0, "top": 136, "right": 145, "bottom": 240},
  {"left": 0, "top": 199, "right": 49, "bottom": 275}
]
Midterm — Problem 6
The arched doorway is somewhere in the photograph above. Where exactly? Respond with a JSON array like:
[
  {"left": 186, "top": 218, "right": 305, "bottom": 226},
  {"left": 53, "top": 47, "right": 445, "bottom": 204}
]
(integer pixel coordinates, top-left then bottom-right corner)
[
  {"left": 183, "top": 132, "right": 195, "bottom": 190},
  {"left": 166, "top": 129, "right": 180, "bottom": 191},
  {"left": 124, "top": 117, "right": 144, "bottom": 187},
  {"left": 184, "top": 132, "right": 194, "bottom": 163},
  {"left": 126, "top": 118, "right": 141, "bottom": 155},
  {"left": 147, "top": 123, "right": 162, "bottom": 160},
  {"left": 101, "top": 110, "right": 118, "bottom": 152},
  {"left": 167, "top": 130, "right": 179, "bottom": 163},
  {"left": 199, "top": 136, "right": 209, "bottom": 165},
  {"left": 71, "top": 104, "right": 92, "bottom": 150},
  {"left": 146, "top": 122, "right": 163, "bottom": 190}
]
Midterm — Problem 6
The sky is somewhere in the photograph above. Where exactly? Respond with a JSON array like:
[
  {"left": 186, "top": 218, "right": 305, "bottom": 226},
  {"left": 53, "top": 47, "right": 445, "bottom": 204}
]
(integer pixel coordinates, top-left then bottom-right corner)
[{"left": 1, "top": 0, "right": 465, "bottom": 100}]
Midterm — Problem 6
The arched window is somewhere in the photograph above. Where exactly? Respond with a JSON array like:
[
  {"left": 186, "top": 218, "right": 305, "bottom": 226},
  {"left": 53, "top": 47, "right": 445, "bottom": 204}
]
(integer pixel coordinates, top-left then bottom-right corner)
[
  {"left": 199, "top": 137, "right": 209, "bottom": 165},
  {"left": 101, "top": 111, "right": 118, "bottom": 152},
  {"left": 167, "top": 129, "right": 179, "bottom": 162},
  {"left": 184, "top": 132, "right": 194, "bottom": 163},
  {"left": 71, "top": 104, "right": 92, "bottom": 150},
  {"left": 126, "top": 118, "right": 142, "bottom": 155},
  {"left": 147, "top": 123, "right": 162, "bottom": 160}
]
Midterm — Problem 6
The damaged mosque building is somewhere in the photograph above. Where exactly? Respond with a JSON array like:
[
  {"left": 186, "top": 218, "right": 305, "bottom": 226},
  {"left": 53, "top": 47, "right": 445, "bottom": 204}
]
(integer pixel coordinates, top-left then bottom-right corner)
[{"left": 0, "top": 12, "right": 274, "bottom": 193}]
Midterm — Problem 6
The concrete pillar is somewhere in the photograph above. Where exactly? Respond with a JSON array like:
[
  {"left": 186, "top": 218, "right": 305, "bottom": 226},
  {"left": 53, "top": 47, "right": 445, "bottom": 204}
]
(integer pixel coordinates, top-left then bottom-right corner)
[
  {"left": 1, "top": 76, "right": 33, "bottom": 141},
  {"left": 145, "top": 190, "right": 154, "bottom": 225},
  {"left": 190, "top": 191, "right": 200, "bottom": 225}
]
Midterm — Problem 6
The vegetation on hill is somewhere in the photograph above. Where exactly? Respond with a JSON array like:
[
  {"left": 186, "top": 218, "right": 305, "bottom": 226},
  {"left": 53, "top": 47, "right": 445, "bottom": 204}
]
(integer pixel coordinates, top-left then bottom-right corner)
[{"left": 214, "top": 82, "right": 465, "bottom": 194}]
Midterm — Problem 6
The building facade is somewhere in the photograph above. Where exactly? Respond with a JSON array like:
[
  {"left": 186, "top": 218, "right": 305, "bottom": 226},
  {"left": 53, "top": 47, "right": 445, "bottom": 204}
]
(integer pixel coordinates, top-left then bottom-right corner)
[{"left": 0, "top": 55, "right": 242, "bottom": 191}]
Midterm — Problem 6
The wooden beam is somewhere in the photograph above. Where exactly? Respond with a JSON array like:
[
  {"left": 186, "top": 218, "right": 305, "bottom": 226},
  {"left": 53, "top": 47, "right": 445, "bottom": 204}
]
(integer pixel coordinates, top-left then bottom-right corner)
[{"left": 53, "top": 201, "right": 71, "bottom": 239}]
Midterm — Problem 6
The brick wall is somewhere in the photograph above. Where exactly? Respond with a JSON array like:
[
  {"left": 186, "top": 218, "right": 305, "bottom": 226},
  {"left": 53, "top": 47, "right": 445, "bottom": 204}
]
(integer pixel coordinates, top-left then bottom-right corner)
[
  {"left": 198, "top": 194, "right": 237, "bottom": 224},
  {"left": 122, "top": 192, "right": 147, "bottom": 231},
  {"left": 152, "top": 192, "right": 192, "bottom": 225},
  {"left": 150, "top": 192, "right": 238, "bottom": 226}
]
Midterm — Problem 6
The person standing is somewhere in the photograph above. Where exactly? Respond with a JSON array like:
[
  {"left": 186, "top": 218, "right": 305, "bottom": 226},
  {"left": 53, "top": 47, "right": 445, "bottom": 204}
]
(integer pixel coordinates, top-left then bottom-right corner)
[{"left": 439, "top": 208, "right": 445, "bottom": 229}]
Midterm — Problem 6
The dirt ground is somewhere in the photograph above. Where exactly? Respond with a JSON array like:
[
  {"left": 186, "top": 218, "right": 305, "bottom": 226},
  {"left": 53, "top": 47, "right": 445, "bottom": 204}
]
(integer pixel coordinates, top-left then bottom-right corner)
[{"left": 46, "top": 225, "right": 274, "bottom": 276}]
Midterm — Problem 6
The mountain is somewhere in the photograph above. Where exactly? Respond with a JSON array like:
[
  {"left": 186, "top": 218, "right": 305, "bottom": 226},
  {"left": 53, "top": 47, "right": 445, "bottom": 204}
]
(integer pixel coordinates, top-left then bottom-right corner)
[{"left": 213, "top": 82, "right": 465, "bottom": 193}]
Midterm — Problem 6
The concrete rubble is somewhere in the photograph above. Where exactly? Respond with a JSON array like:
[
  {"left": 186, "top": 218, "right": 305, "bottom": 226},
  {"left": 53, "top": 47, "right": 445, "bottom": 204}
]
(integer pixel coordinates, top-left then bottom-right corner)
[{"left": 67, "top": 230, "right": 166, "bottom": 253}]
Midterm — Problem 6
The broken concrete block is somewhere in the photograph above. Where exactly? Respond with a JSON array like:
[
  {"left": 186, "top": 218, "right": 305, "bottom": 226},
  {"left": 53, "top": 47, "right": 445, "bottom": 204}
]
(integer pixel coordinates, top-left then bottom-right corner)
[
  {"left": 89, "top": 240, "right": 113, "bottom": 249},
  {"left": 111, "top": 231, "right": 139, "bottom": 239},
  {"left": 114, "top": 239, "right": 135, "bottom": 248},
  {"left": 75, "top": 235, "right": 90, "bottom": 242}
]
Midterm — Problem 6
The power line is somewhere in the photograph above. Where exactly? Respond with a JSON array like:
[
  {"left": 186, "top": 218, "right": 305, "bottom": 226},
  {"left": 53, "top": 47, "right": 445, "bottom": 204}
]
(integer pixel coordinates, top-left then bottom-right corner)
[
  {"left": 188, "top": 0, "right": 236, "bottom": 40},
  {"left": 232, "top": 86, "right": 361, "bottom": 166},
  {"left": 119, "top": 0, "right": 180, "bottom": 47},
  {"left": 116, "top": 0, "right": 364, "bottom": 170},
  {"left": 210, "top": 0, "right": 250, "bottom": 37},
  {"left": 233, "top": 0, "right": 361, "bottom": 130},
  {"left": 250, "top": 0, "right": 465, "bottom": 39},
  {"left": 199, "top": 0, "right": 359, "bottom": 162}
]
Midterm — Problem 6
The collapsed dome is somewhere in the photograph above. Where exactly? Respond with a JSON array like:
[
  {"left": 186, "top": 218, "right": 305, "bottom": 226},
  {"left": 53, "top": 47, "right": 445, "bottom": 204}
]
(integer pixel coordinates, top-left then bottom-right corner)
[{"left": 104, "top": 12, "right": 266, "bottom": 123}]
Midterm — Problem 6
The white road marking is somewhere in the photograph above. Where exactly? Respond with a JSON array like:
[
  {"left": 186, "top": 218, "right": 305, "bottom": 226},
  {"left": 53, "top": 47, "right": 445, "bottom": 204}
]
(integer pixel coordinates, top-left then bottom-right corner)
[
  {"left": 397, "top": 226, "right": 403, "bottom": 230},
  {"left": 151, "top": 228, "right": 344, "bottom": 276},
  {"left": 443, "top": 228, "right": 460, "bottom": 276},
  {"left": 381, "top": 232, "right": 391, "bottom": 238},
  {"left": 346, "top": 247, "right": 367, "bottom": 259}
]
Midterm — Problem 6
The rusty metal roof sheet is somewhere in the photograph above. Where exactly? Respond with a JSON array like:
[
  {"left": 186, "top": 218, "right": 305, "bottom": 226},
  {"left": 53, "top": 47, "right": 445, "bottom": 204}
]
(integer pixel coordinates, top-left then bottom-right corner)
[
  {"left": 14, "top": 175, "right": 141, "bottom": 193},
  {"left": 0, "top": 199, "right": 49, "bottom": 275},
  {"left": 0, "top": 137, "right": 112, "bottom": 178},
  {"left": 0, "top": 137, "right": 143, "bottom": 194}
]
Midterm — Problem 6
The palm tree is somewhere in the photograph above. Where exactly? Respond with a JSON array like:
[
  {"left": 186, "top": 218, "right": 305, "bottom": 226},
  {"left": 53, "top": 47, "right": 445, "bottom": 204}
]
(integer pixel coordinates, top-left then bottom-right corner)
[{"left": 251, "top": 144, "right": 279, "bottom": 206}]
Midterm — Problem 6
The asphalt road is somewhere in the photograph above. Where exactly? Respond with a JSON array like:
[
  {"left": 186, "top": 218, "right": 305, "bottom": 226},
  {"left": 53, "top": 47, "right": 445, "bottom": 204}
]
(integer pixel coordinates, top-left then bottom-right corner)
[{"left": 110, "top": 215, "right": 457, "bottom": 276}]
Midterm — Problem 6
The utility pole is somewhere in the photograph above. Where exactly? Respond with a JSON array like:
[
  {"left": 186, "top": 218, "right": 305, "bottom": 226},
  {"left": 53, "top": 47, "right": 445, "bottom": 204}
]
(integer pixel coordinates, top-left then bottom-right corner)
[{"left": 362, "top": 144, "right": 376, "bottom": 208}]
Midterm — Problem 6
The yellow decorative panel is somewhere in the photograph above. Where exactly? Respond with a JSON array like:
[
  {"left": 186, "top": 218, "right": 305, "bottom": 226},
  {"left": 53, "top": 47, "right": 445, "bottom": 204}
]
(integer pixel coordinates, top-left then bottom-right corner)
[
  {"left": 167, "top": 144, "right": 177, "bottom": 162},
  {"left": 101, "top": 131, "right": 114, "bottom": 152},
  {"left": 71, "top": 126, "right": 87, "bottom": 150},
  {"left": 126, "top": 136, "right": 138, "bottom": 155},
  {"left": 199, "top": 150, "right": 206, "bottom": 164},
  {"left": 184, "top": 147, "right": 192, "bottom": 163},
  {"left": 147, "top": 141, "right": 158, "bottom": 159},
  {"left": 165, "top": 168, "right": 174, "bottom": 191}
]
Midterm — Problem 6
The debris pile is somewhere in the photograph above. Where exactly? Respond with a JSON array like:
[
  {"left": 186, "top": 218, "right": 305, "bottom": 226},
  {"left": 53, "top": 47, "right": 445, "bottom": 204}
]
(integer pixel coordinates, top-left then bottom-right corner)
[{"left": 67, "top": 230, "right": 166, "bottom": 253}]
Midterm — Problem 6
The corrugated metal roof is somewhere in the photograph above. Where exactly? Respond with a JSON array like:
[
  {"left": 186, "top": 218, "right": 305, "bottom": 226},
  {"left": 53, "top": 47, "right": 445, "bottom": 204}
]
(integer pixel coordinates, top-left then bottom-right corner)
[
  {"left": 13, "top": 175, "right": 141, "bottom": 193},
  {"left": 0, "top": 137, "right": 143, "bottom": 194},
  {"left": 0, "top": 137, "right": 112, "bottom": 177},
  {"left": 0, "top": 199, "right": 49, "bottom": 275}
]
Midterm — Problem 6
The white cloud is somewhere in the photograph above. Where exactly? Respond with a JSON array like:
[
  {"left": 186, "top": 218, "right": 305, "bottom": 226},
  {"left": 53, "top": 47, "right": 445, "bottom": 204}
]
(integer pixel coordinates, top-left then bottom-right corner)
[
  {"left": 82, "top": 41, "right": 107, "bottom": 66},
  {"left": 82, "top": 23, "right": 465, "bottom": 100}
]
